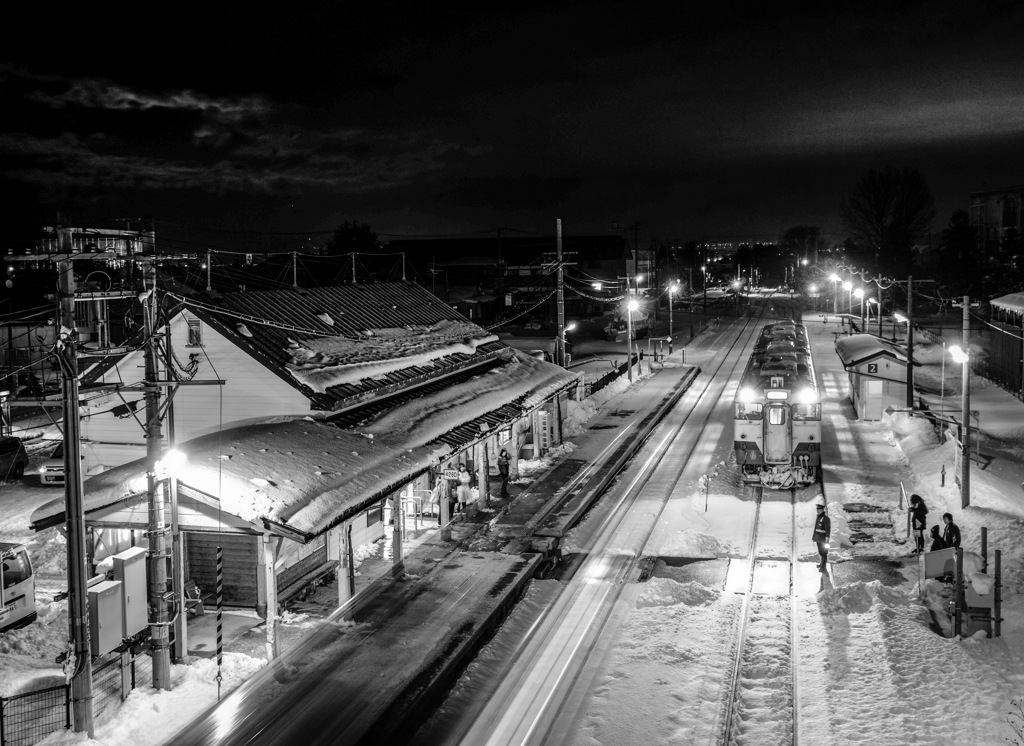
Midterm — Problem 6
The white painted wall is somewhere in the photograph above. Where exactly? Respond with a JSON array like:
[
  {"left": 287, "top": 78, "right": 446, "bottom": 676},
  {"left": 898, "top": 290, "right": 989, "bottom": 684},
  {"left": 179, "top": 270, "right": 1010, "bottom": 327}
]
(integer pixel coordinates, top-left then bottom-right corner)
[{"left": 80, "top": 311, "right": 313, "bottom": 470}]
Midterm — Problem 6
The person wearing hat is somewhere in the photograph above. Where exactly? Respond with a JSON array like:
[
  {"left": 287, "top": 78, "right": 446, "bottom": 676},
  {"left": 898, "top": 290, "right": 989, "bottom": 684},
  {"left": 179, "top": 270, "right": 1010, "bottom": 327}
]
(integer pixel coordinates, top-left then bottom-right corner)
[{"left": 812, "top": 502, "right": 831, "bottom": 572}]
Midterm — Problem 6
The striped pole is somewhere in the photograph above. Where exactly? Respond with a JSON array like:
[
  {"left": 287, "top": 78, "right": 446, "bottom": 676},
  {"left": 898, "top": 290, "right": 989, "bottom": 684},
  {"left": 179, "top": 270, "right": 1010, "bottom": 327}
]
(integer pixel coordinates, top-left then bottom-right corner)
[{"left": 216, "top": 546, "right": 224, "bottom": 699}]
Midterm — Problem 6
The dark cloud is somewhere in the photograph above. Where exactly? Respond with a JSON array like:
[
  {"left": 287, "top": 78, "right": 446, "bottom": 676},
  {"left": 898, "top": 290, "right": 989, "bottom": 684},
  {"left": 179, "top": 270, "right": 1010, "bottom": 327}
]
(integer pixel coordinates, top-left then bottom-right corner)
[{"left": 2, "top": 1, "right": 1023, "bottom": 247}]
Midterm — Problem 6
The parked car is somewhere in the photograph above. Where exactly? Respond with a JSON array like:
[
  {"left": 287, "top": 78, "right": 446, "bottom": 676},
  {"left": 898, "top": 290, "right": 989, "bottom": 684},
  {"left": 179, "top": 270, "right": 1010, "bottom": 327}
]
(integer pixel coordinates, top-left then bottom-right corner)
[
  {"left": 0, "top": 436, "right": 28, "bottom": 481},
  {"left": 38, "top": 442, "right": 67, "bottom": 486}
]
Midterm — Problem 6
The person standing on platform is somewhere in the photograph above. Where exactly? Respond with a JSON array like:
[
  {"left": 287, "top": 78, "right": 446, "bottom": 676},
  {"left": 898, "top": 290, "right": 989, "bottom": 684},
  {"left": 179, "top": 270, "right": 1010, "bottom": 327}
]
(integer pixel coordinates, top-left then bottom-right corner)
[
  {"left": 812, "top": 502, "right": 831, "bottom": 572},
  {"left": 942, "top": 513, "right": 961, "bottom": 549},
  {"left": 497, "top": 449, "right": 511, "bottom": 498},
  {"left": 456, "top": 463, "right": 472, "bottom": 513},
  {"left": 909, "top": 494, "right": 928, "bottom": 554},
  {"left": 929, "top": 526, "right": 944, "bottom": 551}
]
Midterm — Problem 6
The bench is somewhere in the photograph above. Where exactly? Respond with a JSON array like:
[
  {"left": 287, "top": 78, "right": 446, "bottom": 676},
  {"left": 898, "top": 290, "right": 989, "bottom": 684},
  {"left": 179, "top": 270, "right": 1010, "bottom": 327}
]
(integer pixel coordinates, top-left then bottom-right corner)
[{"left": 184, "top": 579, "right": 205, "bottom": 616}]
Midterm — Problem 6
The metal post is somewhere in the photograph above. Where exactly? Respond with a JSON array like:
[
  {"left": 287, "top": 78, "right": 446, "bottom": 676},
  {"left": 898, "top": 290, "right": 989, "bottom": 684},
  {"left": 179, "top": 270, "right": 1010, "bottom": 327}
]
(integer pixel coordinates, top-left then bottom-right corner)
[
  {"left": 215, "top": 546, "right": 223, "bottom": 700},
  {"left": 626, "top": 297, "right": 634, "bottom": 383},
  {"left": 668, "top": 285, "right": 674, "bottom": 355},
  {"left": 954, "top": 547, "right": 964, "bottom": 637},
  {"left": 58, "top": 245, "right": 94, "bottom": 736},
  {"left": 144, "top": 262, "right": 172, "bottom": 690},
  {"left": 961, "top": 295, "right": 970, "bottom": 509},
  {"left": 994, "top": 550, "right": 1001, "bottom": 638}
]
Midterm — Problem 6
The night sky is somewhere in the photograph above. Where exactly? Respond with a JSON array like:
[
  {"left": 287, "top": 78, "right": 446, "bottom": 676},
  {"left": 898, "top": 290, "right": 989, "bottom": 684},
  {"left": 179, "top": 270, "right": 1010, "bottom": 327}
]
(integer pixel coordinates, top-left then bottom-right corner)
[{"left": 3, "top": 2, "right": 1024, "bottom": 252}]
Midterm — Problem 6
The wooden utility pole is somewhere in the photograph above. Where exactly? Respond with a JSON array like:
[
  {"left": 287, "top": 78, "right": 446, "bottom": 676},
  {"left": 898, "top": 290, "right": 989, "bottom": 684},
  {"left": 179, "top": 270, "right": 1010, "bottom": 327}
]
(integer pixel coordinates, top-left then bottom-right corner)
[
  {"left": 555, "top": 219, "right": 566, "bottom": 367},
  {"left": 57, "top": 228, "right": 94, "bottom": 736},
  {"left": 960, "top": 295, "right": 971, "bottom": 509},
  {"left": 143, "top": 261, "right": 172, "bottom": 689},
  {"left": 906, "top": 276, "right": 914, "bottom": 409}
]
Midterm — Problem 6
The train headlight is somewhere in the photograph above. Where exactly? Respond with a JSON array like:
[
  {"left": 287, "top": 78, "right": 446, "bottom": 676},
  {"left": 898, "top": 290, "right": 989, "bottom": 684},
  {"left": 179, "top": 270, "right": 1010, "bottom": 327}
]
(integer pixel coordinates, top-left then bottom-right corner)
[
  {"left": 739, "top": 387, "right": 757, "bottom": 403},
  {"left": 797, "top": 388, "right": 818, "bottom": 405}
]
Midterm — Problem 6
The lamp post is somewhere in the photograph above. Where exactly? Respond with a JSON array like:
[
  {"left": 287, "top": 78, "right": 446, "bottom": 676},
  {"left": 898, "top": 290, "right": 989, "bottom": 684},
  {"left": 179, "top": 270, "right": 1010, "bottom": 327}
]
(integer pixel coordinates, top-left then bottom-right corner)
[
  {"left": 668, "top": 283, "right": 678, "bottom": 354},
  {"left": 829, "top": 274, "right": 840, "bottom": 315},
  {"left": 843, "top": 281, "right": 853, "bottom": 315},
  {"left": 950, "top": 294, "right": 971, "bottom": 509},
  {"left": 556, "top": 322, "right": 576, "bottom": 367},
  {"left": 626, "top": 298, "right": 639, "bottom": 382},
  {"left": 809, "top": 284, "right": 818, "bottom": 312},
  {"left": 854, "top": 288, "right": 864, "bottom": 328},
  {"left": 866, "top": 297, "right": 876, "bottom": 330},
  {"left": 893, "top": 312, "right": 907, "bottom": 342}
]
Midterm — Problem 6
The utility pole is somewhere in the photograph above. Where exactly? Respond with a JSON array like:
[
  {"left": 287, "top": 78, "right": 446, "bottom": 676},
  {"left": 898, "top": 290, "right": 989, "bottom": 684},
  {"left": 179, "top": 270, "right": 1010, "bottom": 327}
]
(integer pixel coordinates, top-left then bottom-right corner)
[
  {"left": 960, "top": 295, "right": 971, "bottom": 509},
  {"left": 205, "top": 250, "right": 212, "bottom": 292},
  {"left": 143, "top": 261, "right": 172, "bottom": 689},
  {"left": 292, "top": 251, "right": 298, "bottom": 288},
  {"left": 57, "top": 226, "right": 94, "bottom": 737},
  {"left": 906, "top": 276, "right": 914, "bottom": 409},
  {"left": 555, "top": 219, "right": 566, "bottom": 367}
]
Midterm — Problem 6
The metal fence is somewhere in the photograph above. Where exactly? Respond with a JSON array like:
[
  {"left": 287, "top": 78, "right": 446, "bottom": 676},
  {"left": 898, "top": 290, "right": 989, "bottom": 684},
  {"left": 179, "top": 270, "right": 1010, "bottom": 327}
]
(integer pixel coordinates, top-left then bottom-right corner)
[
  {"left": 0, "top": 647, "right": 153, "bottom": 746},
  {"left": 0, "top": 685, "right": 69, "bottom": 746}
]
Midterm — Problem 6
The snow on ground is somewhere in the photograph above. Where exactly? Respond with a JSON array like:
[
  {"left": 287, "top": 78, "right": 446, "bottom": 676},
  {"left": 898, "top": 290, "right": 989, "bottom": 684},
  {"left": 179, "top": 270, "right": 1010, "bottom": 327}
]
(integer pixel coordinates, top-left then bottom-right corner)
[
  {"left": 3, "top": 319, "right": 1024, "bottom": 744},
  {"left": 561, "top": 319, "right": 1024, "bottom": 745}
]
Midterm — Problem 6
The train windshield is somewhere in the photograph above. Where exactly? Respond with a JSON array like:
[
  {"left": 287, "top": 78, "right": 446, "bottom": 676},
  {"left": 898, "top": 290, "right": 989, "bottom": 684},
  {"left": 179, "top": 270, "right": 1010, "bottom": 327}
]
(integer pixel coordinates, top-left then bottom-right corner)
[
  {"left": 792, "top": 403, "right": 821, "bottom": 420},
  {"left": 735, "top": 402, "right": 763, "bottom": 419}
]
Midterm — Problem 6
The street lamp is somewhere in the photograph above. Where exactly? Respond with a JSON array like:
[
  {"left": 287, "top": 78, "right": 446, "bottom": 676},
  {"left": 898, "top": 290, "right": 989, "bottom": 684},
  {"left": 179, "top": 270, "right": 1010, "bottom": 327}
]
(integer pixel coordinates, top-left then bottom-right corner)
[
  {"left": 854, "top": 288, "right": 864, "bottom": 328},
  {"left": 949, "top": 342, "right": 970, "bottom": 509},
  {"left": 809, "top": 284, "right": 818, "bottom": 312},
  {"left": 668, "top": 283, "right": 679, "bottom": 354},
  {"left": 557, "top": 322, "right": 577, "bottom": 367},
  {"left": 829, "top": 274, "right": 840, "bottom": 315},
  {"left": 893, "top": 312, "right": 908, "bottom": 343},
  {"left": 866, "top": 297, "right": 876, "bottom": 330},
  {"left": 626, "top": 299, "right": 639, "bottom": 382},
  {"left": 843, "top": 281, "right": 853, "bottom": 315}
]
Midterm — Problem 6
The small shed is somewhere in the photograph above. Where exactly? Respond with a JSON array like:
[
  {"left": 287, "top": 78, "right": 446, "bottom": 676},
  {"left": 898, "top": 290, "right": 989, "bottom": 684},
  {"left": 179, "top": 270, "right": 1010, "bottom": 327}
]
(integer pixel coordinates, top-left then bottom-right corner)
[{"left": 834, "top": 334, "right": 912, "bottom": 420}]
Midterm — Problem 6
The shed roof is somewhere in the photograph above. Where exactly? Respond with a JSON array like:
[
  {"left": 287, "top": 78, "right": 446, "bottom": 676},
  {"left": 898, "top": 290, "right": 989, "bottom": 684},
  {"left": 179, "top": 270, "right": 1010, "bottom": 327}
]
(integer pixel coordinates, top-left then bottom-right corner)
[
  {"left": 834, "top": 333, "right": 911, "bottom": 367},
  {"left": 990, "top": 292, "right": 1024, "bottom": 315}
]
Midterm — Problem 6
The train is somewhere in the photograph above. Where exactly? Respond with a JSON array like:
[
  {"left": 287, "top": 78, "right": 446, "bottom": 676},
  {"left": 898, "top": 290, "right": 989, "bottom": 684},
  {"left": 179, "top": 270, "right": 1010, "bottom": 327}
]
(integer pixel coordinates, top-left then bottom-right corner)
[{"left": 733, "top": 321, "right": 821, "bottom": 489}]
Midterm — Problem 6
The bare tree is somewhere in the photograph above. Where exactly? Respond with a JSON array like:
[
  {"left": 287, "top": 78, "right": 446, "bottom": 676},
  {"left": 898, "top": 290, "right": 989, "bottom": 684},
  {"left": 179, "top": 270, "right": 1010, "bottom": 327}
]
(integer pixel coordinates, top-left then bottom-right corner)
[{"left": 841, "top": 167, "right": 935, "bottom": 276}]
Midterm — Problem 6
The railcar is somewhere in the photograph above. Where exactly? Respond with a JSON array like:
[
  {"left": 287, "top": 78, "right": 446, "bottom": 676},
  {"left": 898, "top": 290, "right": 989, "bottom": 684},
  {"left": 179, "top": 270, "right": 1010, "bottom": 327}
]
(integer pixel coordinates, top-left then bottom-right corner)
[{"left": 733, "top": 321, "right": 821, "bottom": 488}]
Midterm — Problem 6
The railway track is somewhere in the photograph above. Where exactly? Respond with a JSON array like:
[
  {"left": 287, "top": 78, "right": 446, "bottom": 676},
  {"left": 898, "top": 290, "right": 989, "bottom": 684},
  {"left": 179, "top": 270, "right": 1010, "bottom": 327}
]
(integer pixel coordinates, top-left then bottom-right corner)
[
  {"left": 720, "top": 485, "right": 801, "bottom": 746},
  {"left": 448, "top": 311, "right": 774, "bottom": 746}
]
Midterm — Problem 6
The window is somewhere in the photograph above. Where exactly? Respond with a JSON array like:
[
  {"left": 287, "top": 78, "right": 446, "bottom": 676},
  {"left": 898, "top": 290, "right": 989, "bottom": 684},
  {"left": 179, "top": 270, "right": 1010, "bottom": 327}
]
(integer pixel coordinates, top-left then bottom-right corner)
[
  {"left": 498, "top": 428, "right": 512, "bottom": 446},
  {"left": 2, "top": 550, "right": 30, "bottom": 588},
  {"left": 734, "top": 403, "right": 763, "bottom": 420},
  {"left": 186, "top": 319, "right": 203, "bottom": 347},
  {"left": 768, "top": 407, "right": 787, "bottom": 425}
]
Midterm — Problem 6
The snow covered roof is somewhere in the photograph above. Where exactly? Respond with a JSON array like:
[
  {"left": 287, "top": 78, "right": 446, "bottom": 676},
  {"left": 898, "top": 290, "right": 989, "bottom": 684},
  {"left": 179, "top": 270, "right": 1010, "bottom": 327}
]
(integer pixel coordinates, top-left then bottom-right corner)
[
  {"left": 185, "top": 282, "right": 505, "bottom": 410},
  {"left": 31, "top": 350, "right": 579, "bottom": 540},
  {"left": 834, "top": 333, "right": 911, "bottom": 367},
  {"left": 990, "top": 292, "right": 1024, "bottom": 314}
]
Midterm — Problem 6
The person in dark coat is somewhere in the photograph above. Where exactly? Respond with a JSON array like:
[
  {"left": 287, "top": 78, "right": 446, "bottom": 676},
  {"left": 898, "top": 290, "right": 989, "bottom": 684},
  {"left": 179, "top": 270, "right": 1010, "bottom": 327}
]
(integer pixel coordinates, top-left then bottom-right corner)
[
  {"left": 812, "top": 503, "right": 831, "bottom": 572},
  {"left": 497, "top": 449, "right": 511, "bottom": 498},
  {"left": 929, "top": 526, "right": 944, "bottom": 551},
  {"left": 942, "top": 513, "right": 961, "bottom": 549},
  {"left": 909, "top": 494, "right": 928, "bottom": 554}
]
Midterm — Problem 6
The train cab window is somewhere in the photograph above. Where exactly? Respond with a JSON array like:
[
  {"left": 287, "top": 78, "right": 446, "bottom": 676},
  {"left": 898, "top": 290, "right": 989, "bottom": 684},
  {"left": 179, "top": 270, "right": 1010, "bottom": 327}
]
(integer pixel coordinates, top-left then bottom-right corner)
[
  {"left": 767, "top": 407, "right": 786, "bottom": 425},
  {"left": 793, "top": 403, "right": 821, "bottom": 420},
  {"left": 735, "top": 402, "right": 763, "bottom": 420}
]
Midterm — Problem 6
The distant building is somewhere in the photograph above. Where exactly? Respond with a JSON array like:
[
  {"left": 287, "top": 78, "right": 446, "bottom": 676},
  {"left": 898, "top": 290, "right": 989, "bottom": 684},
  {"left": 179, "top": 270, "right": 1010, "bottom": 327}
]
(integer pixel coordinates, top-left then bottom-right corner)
[{"left": 970, "top": 185, "right": 1023, "bottom": 258}]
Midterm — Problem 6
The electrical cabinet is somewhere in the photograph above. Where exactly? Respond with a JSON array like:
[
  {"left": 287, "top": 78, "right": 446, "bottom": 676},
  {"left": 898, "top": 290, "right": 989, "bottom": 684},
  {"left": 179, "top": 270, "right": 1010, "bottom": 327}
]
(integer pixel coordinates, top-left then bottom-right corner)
[
  {"left": 88, "top": 580, "right": 123, "bottom": 657},
  {"left": 112, "top": 546, "right": 148, "bottom": 638}
]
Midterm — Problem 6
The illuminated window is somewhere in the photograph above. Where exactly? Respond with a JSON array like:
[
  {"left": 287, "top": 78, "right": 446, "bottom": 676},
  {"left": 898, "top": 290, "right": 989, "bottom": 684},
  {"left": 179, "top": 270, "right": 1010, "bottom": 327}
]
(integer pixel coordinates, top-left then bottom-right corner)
[
  {"left": 498, "top": 428, "right": 512, "bottom": 445},
  {"left": 768, "top": 407, "right": 786, "bottom": 425},
  {"left": 186, "top": 319, "right": 203, "bottom": 347}
]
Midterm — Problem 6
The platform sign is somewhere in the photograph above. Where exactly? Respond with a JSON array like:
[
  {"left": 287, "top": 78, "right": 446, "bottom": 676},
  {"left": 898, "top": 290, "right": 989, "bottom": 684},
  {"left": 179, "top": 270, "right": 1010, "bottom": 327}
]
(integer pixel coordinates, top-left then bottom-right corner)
[{"left": 443, "top": 469, "right": 459, "bottom": 480}]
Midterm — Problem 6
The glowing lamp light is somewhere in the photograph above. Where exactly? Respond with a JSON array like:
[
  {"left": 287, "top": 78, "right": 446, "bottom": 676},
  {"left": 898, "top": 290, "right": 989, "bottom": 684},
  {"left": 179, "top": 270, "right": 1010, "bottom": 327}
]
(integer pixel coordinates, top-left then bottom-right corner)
[
  {"left": 669, "top": 283, "right": 679, "bottom": 295},
  {"left": 798, "top": 388, "right": 819, "bottom": 404},
  {"left": 739, "top": 387, "right": 757, "bottom": 403},
  {"left": 853, "top": 288, "right": 864, "bottom": 299},
  {"left": 155, "top": 449, "right": 187, "bottom": 479},
  {"left": 592, "top": 282, "right": 603, "bottom": 291},
  {"left": 809, "top": 284, "right": 817, "bottom": 294},
  {"left": 949, "top": 345, "right": 969, "bottom": 364},
  {"left": 627, "top": 299, "right": 639, "bottom": 312},
  {"left": 843, "top": 281, "right": 852, "bottom": 291},
  {"left": 894, "top": 313, "right": 908, "bottom": 324},
  {"left": 829, "top": 274, "right": 839, "bottom": 282}
]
